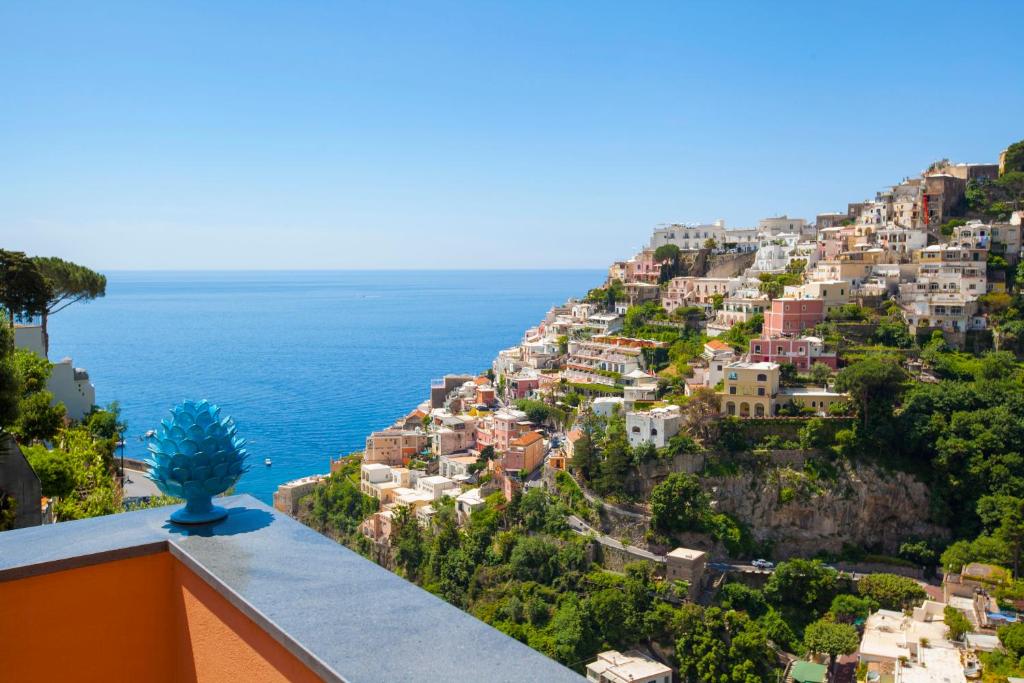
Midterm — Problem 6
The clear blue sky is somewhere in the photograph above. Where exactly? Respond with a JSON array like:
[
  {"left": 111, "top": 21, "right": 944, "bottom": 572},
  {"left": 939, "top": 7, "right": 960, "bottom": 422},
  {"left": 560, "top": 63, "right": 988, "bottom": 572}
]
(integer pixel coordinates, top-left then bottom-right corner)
[{"left": 2, "top": 1, "right": 1022, "bottom": 270}]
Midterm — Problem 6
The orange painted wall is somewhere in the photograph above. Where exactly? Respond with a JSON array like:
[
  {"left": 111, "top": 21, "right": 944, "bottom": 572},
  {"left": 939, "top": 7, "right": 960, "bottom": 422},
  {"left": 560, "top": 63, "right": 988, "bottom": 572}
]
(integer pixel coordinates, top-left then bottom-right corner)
[{"left": 0, "top": 551, "right": 322, "bottom": 683}]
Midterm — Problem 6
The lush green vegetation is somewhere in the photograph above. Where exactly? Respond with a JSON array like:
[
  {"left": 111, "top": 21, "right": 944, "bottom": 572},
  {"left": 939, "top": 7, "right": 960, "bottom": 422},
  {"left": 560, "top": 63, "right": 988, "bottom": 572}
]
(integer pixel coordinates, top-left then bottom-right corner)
[
  {"left": 649, "top": 472, "right": 747, "bottom": 554},
  {"left": 0, "top": 272, "right": 125, "bottom": 522}
]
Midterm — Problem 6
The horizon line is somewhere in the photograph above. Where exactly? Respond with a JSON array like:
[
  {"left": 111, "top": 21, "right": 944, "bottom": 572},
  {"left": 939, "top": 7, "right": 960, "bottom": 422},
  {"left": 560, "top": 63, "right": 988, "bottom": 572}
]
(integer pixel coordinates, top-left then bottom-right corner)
[{"left": 95, "top": 267, "right": 609, "bottom": 273}]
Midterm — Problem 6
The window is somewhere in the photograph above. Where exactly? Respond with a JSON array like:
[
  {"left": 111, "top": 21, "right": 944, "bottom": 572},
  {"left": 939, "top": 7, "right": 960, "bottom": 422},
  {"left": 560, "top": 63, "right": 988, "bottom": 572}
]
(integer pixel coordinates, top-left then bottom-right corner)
[
  {"left": 757, "top": 388, "right": 765, "bottom": 396},
  {"left": 756, "top": 373, "right": 768, "bottom": 382},
  {"left": 754, "top": 344, "right": 761, "bottom": 353},
  {"left": 728, "top": 372, "right": 737, "bottom": 380},
  {"left": 729, "top": 386, "right": 737, "bottom": 395}
]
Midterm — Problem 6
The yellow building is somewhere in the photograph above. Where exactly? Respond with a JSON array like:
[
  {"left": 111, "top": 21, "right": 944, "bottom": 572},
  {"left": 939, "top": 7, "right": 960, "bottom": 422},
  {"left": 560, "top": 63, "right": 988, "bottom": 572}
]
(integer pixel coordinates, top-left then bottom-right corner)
[{"left": 718, "top": 361, "right": 779, "bottom": 418}]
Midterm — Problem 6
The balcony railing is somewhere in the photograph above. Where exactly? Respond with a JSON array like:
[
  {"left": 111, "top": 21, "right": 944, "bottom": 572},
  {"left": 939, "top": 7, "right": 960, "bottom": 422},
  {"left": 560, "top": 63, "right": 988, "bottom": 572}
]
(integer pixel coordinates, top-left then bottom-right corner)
[{"left": 0, "top": 495, "right": 583, "bottom": 682}]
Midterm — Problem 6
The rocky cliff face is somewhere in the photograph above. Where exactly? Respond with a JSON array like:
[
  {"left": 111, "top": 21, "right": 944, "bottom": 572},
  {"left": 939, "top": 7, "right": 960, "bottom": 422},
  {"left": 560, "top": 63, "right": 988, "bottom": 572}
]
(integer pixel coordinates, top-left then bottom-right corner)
[{"left": 706, "top": 461, "right": 947, "bottom": 558}]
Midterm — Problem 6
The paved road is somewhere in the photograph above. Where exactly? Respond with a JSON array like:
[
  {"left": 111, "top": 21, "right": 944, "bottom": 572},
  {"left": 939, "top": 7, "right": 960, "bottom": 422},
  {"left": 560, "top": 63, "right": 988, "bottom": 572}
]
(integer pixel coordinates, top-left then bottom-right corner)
[{"left": 123, "top": 467, "right": 161, "bottom": 499}]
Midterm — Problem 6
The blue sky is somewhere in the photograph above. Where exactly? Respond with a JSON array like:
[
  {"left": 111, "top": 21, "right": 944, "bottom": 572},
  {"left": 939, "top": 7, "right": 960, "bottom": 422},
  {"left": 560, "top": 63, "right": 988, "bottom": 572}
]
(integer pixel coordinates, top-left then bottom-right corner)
[{"left": 2, "top": 1, "right": 1022, "bottom": 269}]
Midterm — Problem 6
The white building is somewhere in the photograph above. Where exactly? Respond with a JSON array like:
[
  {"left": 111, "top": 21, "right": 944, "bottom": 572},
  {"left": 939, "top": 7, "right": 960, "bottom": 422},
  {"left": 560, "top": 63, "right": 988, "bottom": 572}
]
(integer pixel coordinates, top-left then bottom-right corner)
[
  {"left": 722, "top": 227, "right": 760, "bottom": 252},
  {"left": 586, "top": 650, "right": 672, "bottom": 683},
  {"left": 13, "top": 324, "right": 97, "bottom": 421},
  {"left": 749, "top": 233, "right": 801, "bottom": 274},
  {"left": 758, "top": 215, "right": 809, "bottom": 238},
  {"left": 416, "top": 475, "right": 457, "bottom": 500},
  {"left": 592, "top": 396, "right": 625, "bottom": 418},
  {"left": 455, "top": 488, "right": 486, "bottom": 523},
  {"left": 13, "top": 325, "right": 45, "bottom": 357},
  {"left": 626, "top": 405, "right": 681, "bottom": 449},
  {"left": 702, "top": 339, "right": 737, "bottom": 388},
  {"left": 46, "top": 358, "right": 96, "bottom": 421},
  {"left": 648, "top": 221, "right": 726, "bottom": 251},
  {"left": 858, "top": 605, "right": 970, "bottom": 683}
]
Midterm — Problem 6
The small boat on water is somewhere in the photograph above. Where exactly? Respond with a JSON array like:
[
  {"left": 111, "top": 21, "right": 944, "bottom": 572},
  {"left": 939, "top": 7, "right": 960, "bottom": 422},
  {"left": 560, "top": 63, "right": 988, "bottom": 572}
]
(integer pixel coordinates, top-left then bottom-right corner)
[{"left": 265, "top": 457, "right": 272, "bottom": 467}]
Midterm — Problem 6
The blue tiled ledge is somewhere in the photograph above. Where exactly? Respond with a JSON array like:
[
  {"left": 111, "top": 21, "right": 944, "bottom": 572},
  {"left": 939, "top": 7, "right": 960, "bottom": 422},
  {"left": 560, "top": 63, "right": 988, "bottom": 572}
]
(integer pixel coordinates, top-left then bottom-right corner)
[{"left": 0, "top": 495, "right": 584, "bottom": 683}]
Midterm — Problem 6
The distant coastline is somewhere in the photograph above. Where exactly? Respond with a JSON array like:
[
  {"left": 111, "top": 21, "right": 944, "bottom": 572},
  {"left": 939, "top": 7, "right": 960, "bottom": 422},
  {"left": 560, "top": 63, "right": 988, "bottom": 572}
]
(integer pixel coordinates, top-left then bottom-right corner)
[{"left": 47, "top": 269, "right": 603, "bottom": 502}]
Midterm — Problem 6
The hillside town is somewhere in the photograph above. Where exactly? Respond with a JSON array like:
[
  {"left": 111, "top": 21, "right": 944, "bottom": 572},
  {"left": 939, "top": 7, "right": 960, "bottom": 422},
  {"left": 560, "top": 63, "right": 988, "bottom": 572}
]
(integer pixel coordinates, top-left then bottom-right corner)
[{"left": 274, "top": 141, "right": 1024, "bottom": 682}]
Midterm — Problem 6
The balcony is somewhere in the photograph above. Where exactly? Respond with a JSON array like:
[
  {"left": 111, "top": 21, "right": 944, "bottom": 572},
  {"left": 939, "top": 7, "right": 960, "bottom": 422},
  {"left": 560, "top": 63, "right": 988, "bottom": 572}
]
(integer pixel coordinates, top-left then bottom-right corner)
[{"left": 0, "top": 495, "right": 583, "bottom": 682}]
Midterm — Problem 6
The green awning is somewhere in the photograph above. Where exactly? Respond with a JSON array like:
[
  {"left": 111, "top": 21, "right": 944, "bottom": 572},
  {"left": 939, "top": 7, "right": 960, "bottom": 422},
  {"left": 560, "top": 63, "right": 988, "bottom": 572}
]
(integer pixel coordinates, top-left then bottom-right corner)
[{"left": 791, "top": 660, "right": 828, "bottom": 683}]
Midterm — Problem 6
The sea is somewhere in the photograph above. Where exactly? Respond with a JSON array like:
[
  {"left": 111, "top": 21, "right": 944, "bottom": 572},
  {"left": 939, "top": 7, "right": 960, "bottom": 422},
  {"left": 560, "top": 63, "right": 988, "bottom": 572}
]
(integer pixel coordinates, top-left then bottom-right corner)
[{"left": 46, "top": 270, "right": 602, "bottom": 503}]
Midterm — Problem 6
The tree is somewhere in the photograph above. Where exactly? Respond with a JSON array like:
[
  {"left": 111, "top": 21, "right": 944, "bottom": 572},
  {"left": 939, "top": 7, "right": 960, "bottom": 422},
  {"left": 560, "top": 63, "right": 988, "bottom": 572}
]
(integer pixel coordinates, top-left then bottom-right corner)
[
  {"left": 0, "top": 251, "right": 51, "bottom": 323},
  {"left": 653, "top": 244, "right": 681, "bottom": 263},
  {"left": 857, "top": 573, "right": 926, "bottom": 610},
  {"left": 12, "top": 390, "right": 65, "bottom": 443},
  {"left": 717, "top": 582, "right": 768, "bottom": 618},
  {"left": 0, "top": 313, "right": 19, "bottom": 430},
  {"left": 944, "top": 605, "right": 971, "bottom": 641},
  {"left": 764, "top": 559, "right": 838, "bottom": 616},
  {"left": 979, "top": 495, "right": 1024, "bottom": 576},
  {"left": 682, "top": 386, "right": 720, "bottom": 444},
  {"left": 649, "top": 472, "right": 710, "bottom": 534},
  {"left": 653, "top": 244, "right": 682, "bottom": 283},
  {"left": 802, "top": 619, "right": 859, "bottom": 667},
  {"left": 14, "top": 348, "right": 51, "bottom": 395},
  {"left": 674, "top": 605, "right": 777, "bottom": 683},
  {"left": 30, "top": 257, "right": 107, "bottom": 355},
  {"left": 798, "top": 417, "right": 830, "bottom": 451},
  {"left": 10, "top": 347, "right": 65, "bottom": 442},
  {"left": 874, "top": 320, "right": 913, "bottom": 348},
  {"left": 570, "top": 432, "right": 598, "bottom": 481},
  {"left": 829, "top": 594, "right": 876, "bottom": 623},
  {"left": 834, "top": 357, "right": 908, "bottom": 428},
  {"left": 999, "top": 622, "right": 1024, "bottom": 659},
  {"left": 809, "top": 362, "right": 832, "bottom": 385},
  {"left": 586, "top": 588, "right": 637, "bottom": 648},
  {"left": 1004, "top": 139, "right": 1024, "bottom": 175},
  {"left": 898, "top": 540, "right": 938, "bottom": 572},
  {"left": 508, "top": 535, "right": 560, "bottom": 584},
  {"left": 940, "top": 536, "right": 1011, "bottom": 573},
  {"left": 23, "top": 445, "right": 76, "bottom": 498},
  {"left": 391, "top": 504, "right": 425, "bottom": 581}
]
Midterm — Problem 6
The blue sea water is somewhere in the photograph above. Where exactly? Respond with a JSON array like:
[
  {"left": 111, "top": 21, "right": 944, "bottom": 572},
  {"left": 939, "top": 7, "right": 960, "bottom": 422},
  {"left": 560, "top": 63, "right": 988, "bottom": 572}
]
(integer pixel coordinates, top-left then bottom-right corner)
[{"left": 47, "top": 270, "right": 602, "bottom": 503}]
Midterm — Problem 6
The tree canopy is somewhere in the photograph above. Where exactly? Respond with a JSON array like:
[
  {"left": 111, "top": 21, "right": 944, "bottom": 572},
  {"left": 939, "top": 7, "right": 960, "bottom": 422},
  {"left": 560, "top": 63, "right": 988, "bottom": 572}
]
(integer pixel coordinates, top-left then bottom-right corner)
[
  {"left": 802, "top": 619, "right": 859, "bottom": 664},
  {"left": 0, "top": 250, "right": 51, "bottom": 323},
  {"left": 857, "top": 573, "right": 926, "bottom": 611},
  {"left": 31, "top": 256, "right": 107, "bottom": 354}
]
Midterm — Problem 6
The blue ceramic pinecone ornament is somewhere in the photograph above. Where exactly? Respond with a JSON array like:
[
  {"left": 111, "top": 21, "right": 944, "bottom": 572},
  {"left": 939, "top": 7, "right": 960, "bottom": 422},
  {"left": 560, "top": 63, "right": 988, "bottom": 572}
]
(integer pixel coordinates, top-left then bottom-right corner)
[{"left": 145, "top": 400, "right": 249, "bottom": 524}]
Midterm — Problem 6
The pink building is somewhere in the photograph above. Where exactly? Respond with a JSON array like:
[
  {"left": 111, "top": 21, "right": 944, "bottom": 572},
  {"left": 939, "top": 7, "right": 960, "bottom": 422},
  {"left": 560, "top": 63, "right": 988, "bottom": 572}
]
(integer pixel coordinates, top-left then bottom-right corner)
[
  {"left": 749, "top": 336, "right": 837, "bottom": 371},
  {"left": 763, "top": 298, "right": 825, "bottom": 338},
  {"left": 476, "top": 409, "right": 533, "bottom": 453},
  {"left": 506, "top": 372, "right": 540, "bottom": 399},
  {"left": 625, "top": 250, "right": 661, "bottom": 284}
]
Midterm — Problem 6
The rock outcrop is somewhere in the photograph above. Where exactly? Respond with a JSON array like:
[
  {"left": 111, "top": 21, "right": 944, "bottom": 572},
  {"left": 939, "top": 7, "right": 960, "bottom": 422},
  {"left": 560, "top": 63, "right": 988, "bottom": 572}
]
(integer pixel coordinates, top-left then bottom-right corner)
[{"left": 706, "top": 461, "right": 947, "bottom": 558}]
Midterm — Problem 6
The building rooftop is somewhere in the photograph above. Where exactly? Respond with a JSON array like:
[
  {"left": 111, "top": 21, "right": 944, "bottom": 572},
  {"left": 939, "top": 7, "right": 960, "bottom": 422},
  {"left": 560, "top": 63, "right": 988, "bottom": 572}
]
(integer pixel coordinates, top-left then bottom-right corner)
[
  {"left": 587, "top": 650, "right": 671, "bottom": 683},
  {"left": 704, "top": 339, "right": 732, "bottom": 352},
  {"left": 779, "top": 386, "right": 844, "bottom": 398},
  {"left": 726, "top": 361, "right": 779, "bottom": 370},
  {"left": 0, "top": 495, "right": 582, "bottom": 682},
  {"left": 667, "top": 547, "right": 706, "bottom": 561},
  {"left": 790, "top": 660, "right": 827, "bottom": 683}
]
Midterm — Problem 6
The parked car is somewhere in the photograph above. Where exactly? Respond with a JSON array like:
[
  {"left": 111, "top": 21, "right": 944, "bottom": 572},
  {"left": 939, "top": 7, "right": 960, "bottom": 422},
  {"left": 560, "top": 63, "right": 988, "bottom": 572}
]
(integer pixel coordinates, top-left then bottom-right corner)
[{"left": 752, "top": 559, "right": 774, "bottom": 570}]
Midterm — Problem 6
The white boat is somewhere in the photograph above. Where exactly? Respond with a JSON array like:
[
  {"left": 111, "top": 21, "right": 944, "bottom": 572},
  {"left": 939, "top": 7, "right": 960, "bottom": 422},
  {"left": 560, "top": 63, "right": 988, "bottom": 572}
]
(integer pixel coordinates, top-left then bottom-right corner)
[{"left": 264, "top": 457, "right": 272, "bottom": 467}]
